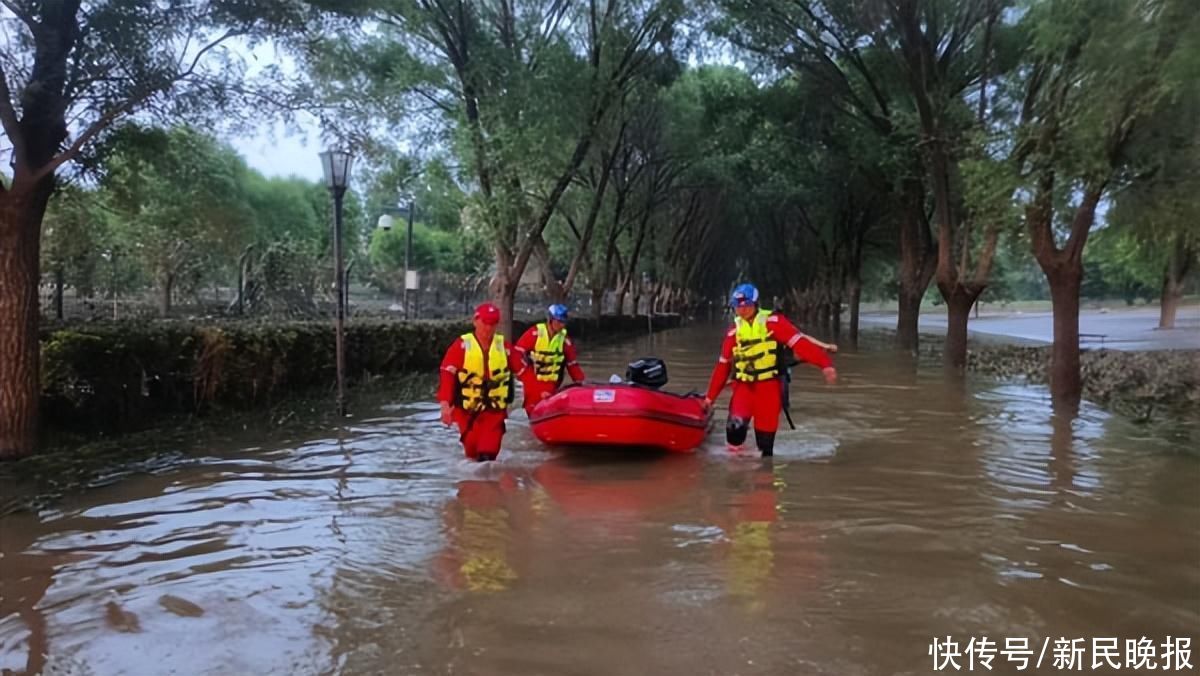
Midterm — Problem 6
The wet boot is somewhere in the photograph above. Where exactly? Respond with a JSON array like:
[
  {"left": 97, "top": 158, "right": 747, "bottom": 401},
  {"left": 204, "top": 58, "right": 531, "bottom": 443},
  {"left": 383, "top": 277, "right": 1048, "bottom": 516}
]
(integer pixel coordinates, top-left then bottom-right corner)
[
  {"left": 726, "top": 416, "right": 749, "bottom": 451},
  {"left": 755, "top": 430, "right": 776, "bottom": 457},
  {"left": 476, "top": 453, "right": 497, "bottom": 463}
]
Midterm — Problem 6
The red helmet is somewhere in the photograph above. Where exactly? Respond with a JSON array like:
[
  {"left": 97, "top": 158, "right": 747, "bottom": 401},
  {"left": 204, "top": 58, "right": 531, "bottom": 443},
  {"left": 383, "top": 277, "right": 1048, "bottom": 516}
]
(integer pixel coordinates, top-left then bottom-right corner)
[{"left": 474, "top": 302, "right": 500, "bottom": 325}]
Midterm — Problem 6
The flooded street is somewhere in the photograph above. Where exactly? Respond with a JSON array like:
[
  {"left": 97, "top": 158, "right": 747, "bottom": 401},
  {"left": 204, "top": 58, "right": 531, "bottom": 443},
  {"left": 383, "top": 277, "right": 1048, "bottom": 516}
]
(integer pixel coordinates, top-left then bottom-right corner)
[{"left": 2, "top": 324, "right": 1198, "bottom": 676}]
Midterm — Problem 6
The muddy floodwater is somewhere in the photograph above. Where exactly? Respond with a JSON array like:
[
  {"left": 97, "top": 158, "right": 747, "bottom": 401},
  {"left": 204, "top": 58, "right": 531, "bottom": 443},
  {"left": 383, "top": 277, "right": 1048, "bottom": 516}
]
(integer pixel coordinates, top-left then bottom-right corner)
[{"left": 2, "top": 325, "right": 1197, "bottom": 675}]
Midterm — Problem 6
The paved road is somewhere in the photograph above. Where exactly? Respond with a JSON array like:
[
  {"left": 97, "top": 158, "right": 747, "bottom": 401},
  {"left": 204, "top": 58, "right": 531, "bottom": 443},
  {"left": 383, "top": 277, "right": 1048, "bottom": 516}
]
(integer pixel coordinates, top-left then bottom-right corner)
[{"left": 860, "top": 305, "right": 1200, "bottom": 351}]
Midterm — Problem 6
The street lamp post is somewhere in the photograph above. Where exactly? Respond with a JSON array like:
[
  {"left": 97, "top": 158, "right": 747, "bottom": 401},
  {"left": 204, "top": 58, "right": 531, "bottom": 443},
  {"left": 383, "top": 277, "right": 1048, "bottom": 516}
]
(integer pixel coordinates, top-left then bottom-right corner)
[
  {"left": 377, "top": 200, "right": 417, "bottom": 319},
  {"left": 403, "top": 200, "right": 415, "bottom": 320},
  {"left": 101, "top": 248, "right": 119, "bottom": 320},
  {"left": 320, "top": 149, "right": 353, "bottom": 416}
]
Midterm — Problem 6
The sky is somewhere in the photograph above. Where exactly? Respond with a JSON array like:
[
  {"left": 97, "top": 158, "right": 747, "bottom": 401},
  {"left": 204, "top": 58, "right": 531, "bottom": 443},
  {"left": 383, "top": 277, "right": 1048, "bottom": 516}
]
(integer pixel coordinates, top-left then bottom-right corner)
[
  {"left": 227, "top": 117, "right": 326, "bottom": 182},
  {"left": 227, "top": 41, "right": 326, "bottom": 182},
  {"left": 0, "top": 120, "right": 325, "bottom": 184}
]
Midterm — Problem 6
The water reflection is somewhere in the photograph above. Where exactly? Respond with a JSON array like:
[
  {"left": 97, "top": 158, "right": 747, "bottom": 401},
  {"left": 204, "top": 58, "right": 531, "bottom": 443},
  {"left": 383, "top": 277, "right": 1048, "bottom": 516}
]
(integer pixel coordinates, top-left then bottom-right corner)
[
  {"left": 435, "top": 477, "right": 526, "bottom": 593},
  {"left": 0, "top": 517, "right": 53, "bottom": 676},
  {"left": 532, "top": 453, "right": 700, "bottom": 521},
  {"left": 712, "top": 461, "right": 781, "bottom": 612}
]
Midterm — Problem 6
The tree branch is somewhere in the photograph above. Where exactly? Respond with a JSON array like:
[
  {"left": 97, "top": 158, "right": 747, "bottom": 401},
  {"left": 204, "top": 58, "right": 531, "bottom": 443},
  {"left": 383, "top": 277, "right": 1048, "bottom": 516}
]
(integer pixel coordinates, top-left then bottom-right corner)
[
  {"left": 562, "top": 129, "right": 621, "bottom": 296},
  {"left": 28, "top": 28, "right": 240, "bottom": 185},
  {"left": 1064, "top": 182, "right": 1105, "bottom": 264},
  {"left": 796, "top": 2, "right": 892, "bottom": 122},
  {"left": 971, "top": 222, "right": 1001, "bottom": 287}
]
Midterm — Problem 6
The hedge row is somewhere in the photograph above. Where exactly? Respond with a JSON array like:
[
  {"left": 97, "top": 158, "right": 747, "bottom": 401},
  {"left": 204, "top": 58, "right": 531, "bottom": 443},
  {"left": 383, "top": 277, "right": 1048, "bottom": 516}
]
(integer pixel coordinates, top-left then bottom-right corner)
[{"left": 41, "top": 315, "right": 680, "bottom": 434}]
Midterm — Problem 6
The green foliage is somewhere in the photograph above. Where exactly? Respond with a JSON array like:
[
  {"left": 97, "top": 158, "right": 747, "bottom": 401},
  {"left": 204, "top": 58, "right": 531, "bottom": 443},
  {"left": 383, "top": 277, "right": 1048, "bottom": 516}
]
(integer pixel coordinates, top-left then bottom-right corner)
[
  {"left": 1017, "top": 0, "right": 1200, "bottom": 224},
  {"left": 100, "top": 125, "right": 256, "bottom": 302},
  {"left": 243, "top": 174, "right": 326, "bottom": 253},
  {"left": 1083, "top": 227, "right": 1160, "bottom": 303},
  {"left": 980, "top": 236, "right": 1050, "bottom": 303},
  {"left": 367, "top": 219, "right": 490, "bottom": 287},
  {"left": 296, "top": 0, "right": 686, "bottom": 315},
  {"left": 1104, "top": 59, "right": 1200, "bottom": 288},
  {"left": 41, "top": 185, "right": 110, "bottom": 297},
  {"left": 0, "top": 1, "right": 319, "bottom": 176},
  {"left": 23, "top": 0, "right": 1198, "bottom": 320},
  {"left": 34, "top": 123, "right": 388, "bottom": 316}
]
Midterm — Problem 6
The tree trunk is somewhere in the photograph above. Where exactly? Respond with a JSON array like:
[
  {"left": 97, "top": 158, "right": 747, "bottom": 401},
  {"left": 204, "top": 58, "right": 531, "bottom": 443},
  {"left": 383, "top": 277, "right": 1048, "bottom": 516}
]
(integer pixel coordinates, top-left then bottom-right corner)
[
  {"left": 1159, "top": 276, "right": 1183, "bottom": 330},
  {"left": 160, "top": 272, "right": 175, "bottom": 318},
  {"left": 896, "top": 286, "right": 925, "bottom": 354},
  {"left": 1047, "top": 264, "right": 1084, "bottom": 406},
  {"left": 53, "top": 265, "right": 65, "bottom": 320},
  {"left": 235, "top": 247, "right": 251, "bottom": 316},
  {"left": 590, "top": 287, "right": 603, "bottom": 321},
  {"left": 0, "top": 186, "right": 53, "bottom": 459},
  {"left": 800, "top": 294, "right": 816, "bottom": 329},
  {"left": 531, "top": 235, "right": 565, "bottom": 304},
  {"left": 493, "top": 272, "right": 517, "bottom": 342},
  {"left": 942, "top": 288, "right": 978, "bottom": 371},
  {"left": 1028, "top": 184, "right": 1103, "bottom": 409},
  {"left": 1158, "top": 236, "right": 1192, "bottom": 329},
  {"left": 897, "top": 193, "right": 936, "bottom": 353},
  {"left": 847, "top": 276, "right": 862, "bottom": 348},
  {"left": 897, "top": 260, "right": 931, "bottom": 355}
]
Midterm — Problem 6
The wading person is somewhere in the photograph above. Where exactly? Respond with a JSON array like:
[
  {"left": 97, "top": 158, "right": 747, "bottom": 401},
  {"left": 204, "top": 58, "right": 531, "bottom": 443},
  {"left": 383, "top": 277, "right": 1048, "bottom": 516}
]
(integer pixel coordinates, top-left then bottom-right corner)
[
  {"left": 514, "top": 304, "right": 586, "bottom": 415},
  {"left": 438, "top": 302, "right": 526, "bottom": 462},
  {"left": 703, "top": 284, "right": 838, "bottom": 457}
]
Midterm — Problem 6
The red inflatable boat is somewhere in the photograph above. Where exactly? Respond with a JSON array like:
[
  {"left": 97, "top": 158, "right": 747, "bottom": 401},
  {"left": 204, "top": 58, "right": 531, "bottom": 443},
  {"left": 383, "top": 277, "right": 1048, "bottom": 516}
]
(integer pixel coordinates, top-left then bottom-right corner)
[{"left": 528, "top": 382, "right": 712, "bottom": 453}]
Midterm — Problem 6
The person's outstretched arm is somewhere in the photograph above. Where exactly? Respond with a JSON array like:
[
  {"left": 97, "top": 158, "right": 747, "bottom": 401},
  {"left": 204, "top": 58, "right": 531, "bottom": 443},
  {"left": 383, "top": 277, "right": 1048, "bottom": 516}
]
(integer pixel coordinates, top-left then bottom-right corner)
[{"left": 769, "top": 315, "right": 837, "bottom": 385}]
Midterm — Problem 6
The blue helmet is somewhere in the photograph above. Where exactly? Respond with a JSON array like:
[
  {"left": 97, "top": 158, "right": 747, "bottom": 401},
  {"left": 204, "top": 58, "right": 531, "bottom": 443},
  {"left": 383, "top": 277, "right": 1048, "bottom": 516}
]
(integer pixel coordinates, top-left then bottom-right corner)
[
  {"left": 547, "top": 304, "right": 569, "bottom": 322},
  {"left": 730, "top": 283, "right": 759, "bottom": 308}
]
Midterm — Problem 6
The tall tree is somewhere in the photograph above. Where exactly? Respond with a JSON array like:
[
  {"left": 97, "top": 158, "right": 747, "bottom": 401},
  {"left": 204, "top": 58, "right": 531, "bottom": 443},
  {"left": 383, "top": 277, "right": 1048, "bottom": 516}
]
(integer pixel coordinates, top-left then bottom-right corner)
[
  {"left": 715, "top": 0, "right": 937, "bottom": 353},
  {"left": 1106, "top": 76, "right": 1200, "bottom": 329},
  {"left": 40, "top": 184, "right": 106, "bottom": 318},
  {"left": 887, "top": 0, "right": 1013, "bottom": 368},
  {"left": 1014, "top": 0, "right": 1199, "bottom": 406},
  {"left": 0, "top": 0, "right": 311, "bottom": 458},
  {"left": 101, "top": 126, "right": 254, "bottom": 316},
  {"left": 299, "top": 0, "right": 683, "bottom": 337}
]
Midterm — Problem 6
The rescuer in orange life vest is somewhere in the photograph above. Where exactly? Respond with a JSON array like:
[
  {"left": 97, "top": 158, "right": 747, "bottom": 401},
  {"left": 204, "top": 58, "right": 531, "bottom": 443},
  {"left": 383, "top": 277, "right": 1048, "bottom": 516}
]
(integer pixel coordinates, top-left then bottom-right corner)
[
  {"left": 703, "top": 284, "right": 838, "bottom": 457},
  {"left": 514, "top": 303, "right": 586, "bottom": 416},
  {"left": 438, "top": 302, "right": 528, "bottom": 462}
]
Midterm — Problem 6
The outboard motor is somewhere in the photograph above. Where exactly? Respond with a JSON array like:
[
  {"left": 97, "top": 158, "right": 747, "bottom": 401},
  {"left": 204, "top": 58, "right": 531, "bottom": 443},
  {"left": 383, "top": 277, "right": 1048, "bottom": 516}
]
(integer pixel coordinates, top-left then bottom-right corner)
[{"left": 626, "top": 357, "right": 668, "bottom": 389}]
